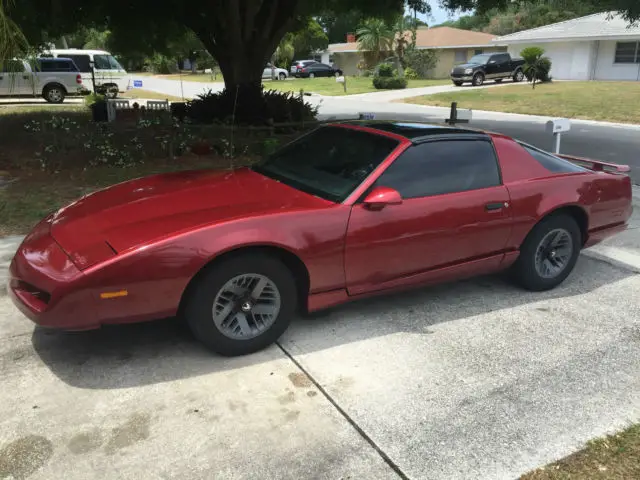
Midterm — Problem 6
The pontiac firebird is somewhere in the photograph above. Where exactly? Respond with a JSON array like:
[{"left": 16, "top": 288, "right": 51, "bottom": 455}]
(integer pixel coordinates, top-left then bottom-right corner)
[{"left": 8, "top": 122, "right": 632, "bottom": 356}]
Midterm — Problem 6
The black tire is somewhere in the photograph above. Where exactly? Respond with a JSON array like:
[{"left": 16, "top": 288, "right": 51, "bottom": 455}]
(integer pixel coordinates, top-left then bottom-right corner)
[
  {"left": 453, "top": 81, "right": 463, "bottom": 86},
  {"left": 472, "top": 72, "right": 484, "bottom": 86},
  {"left": 103, "top": 85, "right": 118, "bottom": 99},
  {"left": 512, "top": 214, "right": 581, "bottom": 292},
  {"left": 495, "top": 78, "right": 503, "bottom": 83},
  {"left": 43, "top": 84, "right": 66, "bottom": 104},
  {"left": 185, "top": 253, "right": 297, "bottom": 356},
  {"left": 513, "top": 69, "right": 525, "bottom": 83},
  {"left": 278, "top": 72, "right": 286, "bottom": 80}
]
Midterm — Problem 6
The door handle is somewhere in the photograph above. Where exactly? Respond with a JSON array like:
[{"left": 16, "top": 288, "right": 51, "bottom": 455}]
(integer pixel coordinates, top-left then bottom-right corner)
[{"left": 485, "top": 202, "right": 505, "bottom": 211}]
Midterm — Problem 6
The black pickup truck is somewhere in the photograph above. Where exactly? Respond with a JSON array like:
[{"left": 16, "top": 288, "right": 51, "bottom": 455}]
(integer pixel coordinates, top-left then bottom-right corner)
[{"left": 450, "top": 52, "right": 525, "bottom": 87}]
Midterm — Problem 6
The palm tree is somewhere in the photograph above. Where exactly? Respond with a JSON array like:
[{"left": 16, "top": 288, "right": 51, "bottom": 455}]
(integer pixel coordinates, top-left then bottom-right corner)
[
  {"left": 356, "top": 18, "right": 393, "bottom": 68},
  {"left": 0, "top": 0, "right": 30, "bottom": 61},
  {"left": 521, "top": 46, "right": 552, "bottom": 89}
]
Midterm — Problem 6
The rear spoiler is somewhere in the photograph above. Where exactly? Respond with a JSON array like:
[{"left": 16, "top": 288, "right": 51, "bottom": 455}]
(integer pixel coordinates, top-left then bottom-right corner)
[{"left": 557, "top": 153, "right": 631, "bottom": 174}]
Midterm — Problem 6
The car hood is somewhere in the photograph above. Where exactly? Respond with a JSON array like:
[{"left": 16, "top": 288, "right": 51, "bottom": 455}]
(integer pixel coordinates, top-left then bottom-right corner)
[
  {"left": 453, "top": 63, "right": 484, "bottom": 72},
  {"left": 50, "top": 168, "right": 332, "bottom": 269}
]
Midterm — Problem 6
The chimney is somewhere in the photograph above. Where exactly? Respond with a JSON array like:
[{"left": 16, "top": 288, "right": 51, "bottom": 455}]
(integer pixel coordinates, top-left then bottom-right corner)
[{"left": 346, "top": 33, "right": 356, "bottom": 43}]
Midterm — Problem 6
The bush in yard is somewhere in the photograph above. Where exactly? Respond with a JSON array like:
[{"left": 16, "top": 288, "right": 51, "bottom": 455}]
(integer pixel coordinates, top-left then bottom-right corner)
[
  {"left": 377, "top": 63, "right": 394, "bottom": 78},
  {"left": 520, "top": 47, "right": 552, "bottom": 88},
  {"left": 404, "top": 49, "right": 438, "bottom": 78},
  {"left": 373, "top": 76, "right": 407, "bottom": 90},
  {"left": 184, "top": 87, "right": 318, "bottom": 125},
  {"left": 404, "top": 67, "right": 418, "bottom": 80}
]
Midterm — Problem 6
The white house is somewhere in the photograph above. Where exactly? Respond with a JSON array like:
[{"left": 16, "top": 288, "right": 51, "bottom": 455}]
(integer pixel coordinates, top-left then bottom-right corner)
[{"left": 493, "top": 11, "right": 640, "bottom": 81}]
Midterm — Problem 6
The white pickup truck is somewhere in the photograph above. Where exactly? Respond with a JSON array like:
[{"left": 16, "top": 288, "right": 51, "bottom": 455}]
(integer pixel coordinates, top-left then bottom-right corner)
[{"left": 0, "top": 59, "right": 90, "bottom": 103}]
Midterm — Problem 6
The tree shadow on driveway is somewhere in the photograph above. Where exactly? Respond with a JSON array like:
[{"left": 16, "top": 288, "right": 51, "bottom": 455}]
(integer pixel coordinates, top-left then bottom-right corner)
[{"left": 30, "top": 255, "right": 636, "bottom": 389}]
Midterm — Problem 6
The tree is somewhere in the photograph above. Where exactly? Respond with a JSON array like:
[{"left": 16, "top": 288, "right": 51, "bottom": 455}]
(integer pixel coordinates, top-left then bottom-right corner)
[
  {"left": 356, "top": 18, "right": 394, "bottom": 67},
  {"left": 291, "top": 19, "right": 329, "bottom": 58},
  {"left": 521, "top": 46, "right": 552, "bottom": 88}
]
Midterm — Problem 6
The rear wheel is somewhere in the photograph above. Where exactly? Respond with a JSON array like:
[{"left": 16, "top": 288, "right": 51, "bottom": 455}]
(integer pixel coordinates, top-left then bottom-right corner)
[
  {"left": 472, "top": 72, "right": 485, "bottom": 86},
  {"left": 43, "top": 85, "right": 65, "bottom": 103},
  {"left": 278, "top": 72, "right": 286, "bottom": 80},
  {"left": 512, "top": 214, "right": 581, "bottom": 291},
  {"left": 185, "top": 254, "right": 297, "bottom": 356}
]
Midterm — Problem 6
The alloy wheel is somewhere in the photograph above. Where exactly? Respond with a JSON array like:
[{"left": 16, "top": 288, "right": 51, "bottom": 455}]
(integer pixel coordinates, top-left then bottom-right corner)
[
  {"left": 211, "top": 274, "right": 281, "bottom": 340},
  {"left": 534, "top": 228, "right": 573, "bottom": 279}
]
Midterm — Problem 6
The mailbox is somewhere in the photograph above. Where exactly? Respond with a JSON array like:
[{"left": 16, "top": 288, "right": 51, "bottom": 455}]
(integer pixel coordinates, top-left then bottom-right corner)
[
  {"left": 335, "top": 76, "right": 345, "bottom": 83},
  {"left": 545, "top": 118, "right": 571, "bottom": 134}
]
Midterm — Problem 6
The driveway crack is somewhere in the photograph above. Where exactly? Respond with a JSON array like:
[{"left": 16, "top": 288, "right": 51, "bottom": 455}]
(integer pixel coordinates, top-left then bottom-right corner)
[{"left": 276, "top": 341, "right": 409, "bottom": 480}]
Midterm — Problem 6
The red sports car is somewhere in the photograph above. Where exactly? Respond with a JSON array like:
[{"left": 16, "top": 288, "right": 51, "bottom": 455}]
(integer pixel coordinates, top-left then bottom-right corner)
[{"left": 8, "top": 122, "right": 633, "bottom": 356}]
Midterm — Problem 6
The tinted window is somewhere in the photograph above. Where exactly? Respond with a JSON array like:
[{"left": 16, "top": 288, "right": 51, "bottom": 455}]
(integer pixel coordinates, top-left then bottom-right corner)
[
  {"left": 519, "top": 143, "right": 587, "bottom": 173},
  {"left": 66, "top": 54, "right": 91, "bottom": 72},
  {"left": 252, "top": 127, "right": 398, "bottom": 202},
  {"left": 316, "top": 64, "right": 331, "bottom": 70},
  {"left": 377, "top": 140, "right": 501, "bottom": 199},
  {"left": 494, "top": 54, "right": 510, "bottom": 63},
  {"left": 37, "top": 59, "right": 75, "bottom": 72}
]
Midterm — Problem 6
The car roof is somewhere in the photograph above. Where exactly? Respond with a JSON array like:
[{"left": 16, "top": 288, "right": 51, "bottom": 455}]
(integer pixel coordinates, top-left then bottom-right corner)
[
  {"left": 47, "top": 49, "right": 111, "bottom": 55},
  {"left": 332, "top": 121, "right": 487, "bottom": 143}
]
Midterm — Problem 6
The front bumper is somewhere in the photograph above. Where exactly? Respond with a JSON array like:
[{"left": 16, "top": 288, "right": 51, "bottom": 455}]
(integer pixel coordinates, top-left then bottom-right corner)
[
  {"left": 451, "top": 75, "right": 473, "bottom": 82},
  {"left": 8, "top": 218, "right": 100, "bottom": 330}
]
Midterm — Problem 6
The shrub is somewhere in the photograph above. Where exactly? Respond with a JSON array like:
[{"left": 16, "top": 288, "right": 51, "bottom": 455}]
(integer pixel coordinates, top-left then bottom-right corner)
[
  {"left": 377, "top": 63, "right": 394, "bottom": 78},
  {"left": 520, "top": 47, "right": 552, "bottom": 88},
  {"left": 373, "top": 76, "right": 407, "bottom": 90},
  {"left": 184, "top": 87, "right": 318, "bottom": 125},
  {"left": 404, "top": 67, "right": 418, "bottom": 80},
  {"left": 404, "top": 49, "right": 438, "bottom": 78},
  {"left": 84, "top": 92, "right": 105, "bottom": 108}
]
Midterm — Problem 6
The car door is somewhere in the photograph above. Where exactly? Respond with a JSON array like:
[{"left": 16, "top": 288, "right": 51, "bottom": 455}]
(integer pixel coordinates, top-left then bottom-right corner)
[
  {"left": 493, "top": 54, "right": 511, "bottom": 77},
  {"left": 263, "top": 63, "right": 274, "bottom": 79},
  {"left": 484, "top": 55, "right": 500, "bottom": 79},
  {"left": 1, "top": 60, "right": 32, "bottom": 95},
  {"left": 344, "top": 138, "right": 513, "bottom": 295},
  {"left": 316, "top": 63, "right": 333, "bottom": 77}
]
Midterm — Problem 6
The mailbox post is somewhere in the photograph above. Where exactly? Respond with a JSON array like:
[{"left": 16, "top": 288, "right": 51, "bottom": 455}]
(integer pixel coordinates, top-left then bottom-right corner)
[{"left": 545, "top": 118, "right": 571, "bottom": 154}]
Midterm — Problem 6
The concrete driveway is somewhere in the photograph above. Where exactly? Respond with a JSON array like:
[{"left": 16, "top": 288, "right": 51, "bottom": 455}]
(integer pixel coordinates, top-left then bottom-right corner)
[{"left": 1, "top": 195, "right": 640, "bottom": 479}]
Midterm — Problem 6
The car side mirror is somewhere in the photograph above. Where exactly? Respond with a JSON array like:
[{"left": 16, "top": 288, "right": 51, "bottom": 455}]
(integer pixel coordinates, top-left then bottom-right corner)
[
  {"left": 488, "top": 60, "right": 496, "bottom": 64},
  {"left": 362, "top": 186, "right": 403, "bottom": 211}
]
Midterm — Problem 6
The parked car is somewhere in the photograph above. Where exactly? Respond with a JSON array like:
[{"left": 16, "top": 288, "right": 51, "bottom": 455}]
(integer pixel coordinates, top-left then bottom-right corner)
[
  {"left": 262, "top": 63, "right": 288, "bottom": 81},
  {"left": 41, "top": 49, "right": 129, "bottom": 98},
  {"left": 290, "top": 60, "right": 317, "bottom": 75},
  {"left": 8, "top": 122, "right": 632, "bottom": 356},
  {"left": 0, "top": 59, "right": 89, "bottom": 103},
  {"left": 451, "top": 52, "right": 525, "bottom": 86},
  {"left": 295, "top": 62, "right": 343, "bottom": 78}
]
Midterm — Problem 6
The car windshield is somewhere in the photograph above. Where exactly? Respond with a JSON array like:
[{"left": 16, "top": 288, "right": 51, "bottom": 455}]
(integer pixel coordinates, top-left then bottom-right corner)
[
  {"left": 94, "top": 54, "right": 124, "bottom": 70},
  {"left": 252, "top": 126, "right": 399, "bottom": 202},
  {"left": 467, "top": 54, "right": 492, "bottom": 65}
]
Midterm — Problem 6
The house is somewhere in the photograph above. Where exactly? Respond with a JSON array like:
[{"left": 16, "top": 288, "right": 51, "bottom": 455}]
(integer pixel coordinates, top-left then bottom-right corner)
[
  {"left": 493, "top": 12, "right": 640, "bottom": 81},
  {"left": 322, "top": 27, "right": 506, "bottom": 78}
]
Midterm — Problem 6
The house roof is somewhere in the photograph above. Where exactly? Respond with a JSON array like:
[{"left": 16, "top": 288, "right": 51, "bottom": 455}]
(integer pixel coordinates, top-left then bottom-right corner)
[
  {"left": 328, "top": 26, "right": 499, "bottom": 53},
  {"left": 494, "top": 11, "right": 640, "bottom": 44}
]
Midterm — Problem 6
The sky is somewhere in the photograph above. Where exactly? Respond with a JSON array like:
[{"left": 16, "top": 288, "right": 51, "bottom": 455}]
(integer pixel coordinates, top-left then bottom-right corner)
[{"left": 412, "top": 5, "right": 464, "bottom": 25}]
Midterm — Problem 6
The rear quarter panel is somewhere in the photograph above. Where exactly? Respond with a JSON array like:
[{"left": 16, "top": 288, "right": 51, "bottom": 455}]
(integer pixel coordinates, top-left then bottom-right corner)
[{"left": 492, "top": 134, "right": 632, "bottom": 249}]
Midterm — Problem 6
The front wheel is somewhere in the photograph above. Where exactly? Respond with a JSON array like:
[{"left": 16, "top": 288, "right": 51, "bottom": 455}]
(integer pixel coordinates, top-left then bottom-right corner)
[
  {"left": 472, "top": 72, "right": 484, "bottom": 86},
  {"left": 185, "top": 254, "right": 298, "bottom": 356},
  {"left": 278, "top": 72, "right": 286, "bottom": 81},
  {"left": 512, "top": 214, "right": 581, "bottom": 291},
  {"left": 513, "top": 69, "right": 525, "bottom": 82}
]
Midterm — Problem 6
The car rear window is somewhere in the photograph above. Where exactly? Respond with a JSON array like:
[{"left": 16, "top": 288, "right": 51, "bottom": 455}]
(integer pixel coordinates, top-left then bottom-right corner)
[
  {"left": 252, "top": 126, "right": 399, "bottom": 202},
  {"left": 519, "top": 142, "right": 587, "bottom": 173}
]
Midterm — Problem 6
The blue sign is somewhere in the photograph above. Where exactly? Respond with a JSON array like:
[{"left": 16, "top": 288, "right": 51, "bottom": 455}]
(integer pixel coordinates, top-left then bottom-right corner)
[{"left": 133, "top": 80, "right": 143, "bottom": 88}]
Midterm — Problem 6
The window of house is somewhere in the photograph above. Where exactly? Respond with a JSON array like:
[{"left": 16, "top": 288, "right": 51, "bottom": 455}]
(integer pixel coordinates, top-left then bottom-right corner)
[
  {"left": 454, "top": 50, "right": 467, "bottom": 64},
  {"left": 376, "top": 140, "right": 501, "bottom": 199},
  {"left": 614, "top": 41, "right": 639, "bottom": 64},
  {"left": 474, "top": 49, "right": 483, "bottom": 55}
]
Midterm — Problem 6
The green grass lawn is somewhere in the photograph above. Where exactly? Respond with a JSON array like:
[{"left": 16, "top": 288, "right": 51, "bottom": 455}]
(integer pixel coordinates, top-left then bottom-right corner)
[
  {"left": 147, "top": 73, "right": 448, "bottom": 96},
  {"left": 403, "top": 81, "right": 640, "bottom": 124},
  {"left": 521, "top": 423, "right": 640, "bottom": 479}
]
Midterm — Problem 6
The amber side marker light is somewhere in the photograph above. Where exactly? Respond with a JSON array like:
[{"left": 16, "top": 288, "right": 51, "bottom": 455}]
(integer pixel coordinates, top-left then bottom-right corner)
[{"left": 100, "top": 290, "right": 128, "bottom": 299}]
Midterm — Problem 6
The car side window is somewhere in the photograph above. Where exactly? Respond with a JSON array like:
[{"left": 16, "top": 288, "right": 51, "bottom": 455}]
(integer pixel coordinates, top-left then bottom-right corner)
[
  {"left": 1, "top": 60, "right": 25, "bottom": 73},
  {"left": 66, "top": 55, "right": 91, "bottom": 72},
  {"left": 376, "top": 139, "right": 501, "bottom": 199},
  {"left": 518, "top": 142, "right": 587, "bottom": 173},
  {"left": 94, "top": 55, "right": 111, "bottom": 70}
]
